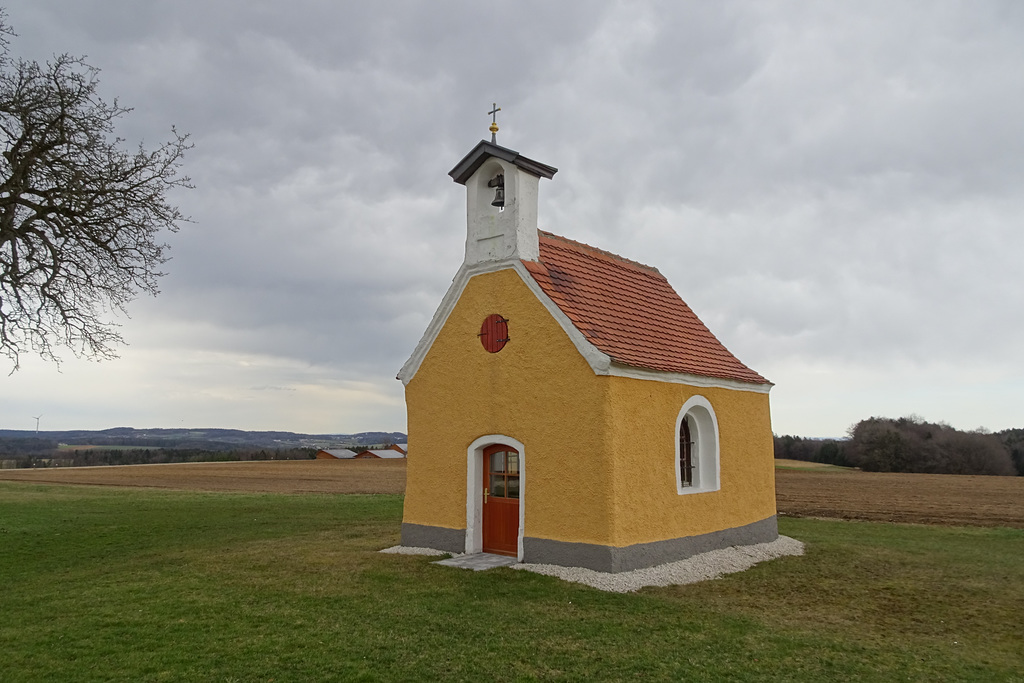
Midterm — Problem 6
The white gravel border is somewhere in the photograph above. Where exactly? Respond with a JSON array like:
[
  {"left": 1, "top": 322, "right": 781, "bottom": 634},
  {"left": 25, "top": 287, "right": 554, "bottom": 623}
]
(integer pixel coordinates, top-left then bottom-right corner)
[
  {"left": 381, "top": 536, "right": 804, "bottom": 592},
  {"left": 513, "top": 536, "right": 805, "bottom": 592}
]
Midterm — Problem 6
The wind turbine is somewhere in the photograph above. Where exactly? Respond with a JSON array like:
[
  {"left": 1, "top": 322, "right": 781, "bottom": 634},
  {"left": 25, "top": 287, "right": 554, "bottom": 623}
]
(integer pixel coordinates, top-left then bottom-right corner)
[{"left": 33, "top": 414, "right": 42, "bottom": 435}]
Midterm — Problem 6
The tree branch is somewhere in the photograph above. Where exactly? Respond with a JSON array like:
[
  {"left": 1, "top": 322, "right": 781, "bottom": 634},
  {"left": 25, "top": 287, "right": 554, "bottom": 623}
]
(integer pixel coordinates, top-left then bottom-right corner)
[{"left": 0, "top": 40, "right": 192, "bottom": 370}]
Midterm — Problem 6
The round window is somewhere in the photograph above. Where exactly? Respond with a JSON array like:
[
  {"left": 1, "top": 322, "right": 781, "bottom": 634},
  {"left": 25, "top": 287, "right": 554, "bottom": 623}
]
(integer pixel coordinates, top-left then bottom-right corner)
[{"left": 479, "top": 314, "right": 509, "bottom": 353}]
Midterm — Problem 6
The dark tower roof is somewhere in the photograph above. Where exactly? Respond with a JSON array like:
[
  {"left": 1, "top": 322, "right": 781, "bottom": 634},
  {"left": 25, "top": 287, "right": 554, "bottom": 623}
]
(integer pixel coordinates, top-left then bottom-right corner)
[{"left": 449, "top": 140, "right": 558, "bottom": 185}]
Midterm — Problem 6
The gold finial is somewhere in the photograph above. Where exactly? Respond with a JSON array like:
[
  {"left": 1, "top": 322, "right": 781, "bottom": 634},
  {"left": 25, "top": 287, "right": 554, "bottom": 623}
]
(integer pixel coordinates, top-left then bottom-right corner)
[{"left": 488, "top": 103, "right": 501, "bottom": 143}]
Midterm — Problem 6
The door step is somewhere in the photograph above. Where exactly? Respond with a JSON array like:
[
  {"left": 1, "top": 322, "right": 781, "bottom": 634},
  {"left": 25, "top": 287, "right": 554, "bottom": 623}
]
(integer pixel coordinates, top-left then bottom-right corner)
[{"left": 434, "top": 553, "right": 518, "bottom": 571}]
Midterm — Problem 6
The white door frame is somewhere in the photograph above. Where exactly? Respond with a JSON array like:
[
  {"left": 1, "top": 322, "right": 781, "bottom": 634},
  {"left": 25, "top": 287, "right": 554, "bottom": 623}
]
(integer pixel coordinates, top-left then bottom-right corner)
[{"left": 466, "top": 434, "right": 525, "bottom": 560}]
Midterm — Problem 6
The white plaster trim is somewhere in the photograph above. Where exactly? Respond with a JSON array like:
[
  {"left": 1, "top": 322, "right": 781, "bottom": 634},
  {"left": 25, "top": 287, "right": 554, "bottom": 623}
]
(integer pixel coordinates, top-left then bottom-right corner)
[
  {"left": 608, "top": 363, "right": 772, "bottom": 394},
  {"left": 674, "top": 395, "right": 721, "bottom": 495},
  {"left": 466, "top": 435, "right": 526, "bottom": 561},
  {"left": 396, "top": 259, "right": 771, "bottom": 396}
]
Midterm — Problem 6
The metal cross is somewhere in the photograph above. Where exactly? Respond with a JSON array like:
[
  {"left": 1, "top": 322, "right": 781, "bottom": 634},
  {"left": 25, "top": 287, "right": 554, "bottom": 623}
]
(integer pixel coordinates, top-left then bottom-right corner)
[{"left": 488, "top": 103, "right": 501, "bottom": 143}]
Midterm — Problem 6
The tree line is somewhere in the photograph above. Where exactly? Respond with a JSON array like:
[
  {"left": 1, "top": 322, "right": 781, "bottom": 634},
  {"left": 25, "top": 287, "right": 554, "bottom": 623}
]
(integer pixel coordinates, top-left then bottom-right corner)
[{"left": 776, "top": 416, "right": 1023, "bottom": 476}]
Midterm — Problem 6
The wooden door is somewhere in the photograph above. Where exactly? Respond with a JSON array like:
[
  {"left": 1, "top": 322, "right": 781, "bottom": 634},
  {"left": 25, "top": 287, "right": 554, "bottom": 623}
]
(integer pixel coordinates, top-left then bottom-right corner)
[{"left": 482, "top": 444, "right": 520, "bottom": 556}]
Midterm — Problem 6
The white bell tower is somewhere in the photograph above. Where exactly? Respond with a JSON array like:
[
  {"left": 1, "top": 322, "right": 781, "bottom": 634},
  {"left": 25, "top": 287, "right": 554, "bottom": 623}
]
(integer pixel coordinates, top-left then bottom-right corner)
[{"left": 448, "top": 110, "right": 557, "bottom": 266}]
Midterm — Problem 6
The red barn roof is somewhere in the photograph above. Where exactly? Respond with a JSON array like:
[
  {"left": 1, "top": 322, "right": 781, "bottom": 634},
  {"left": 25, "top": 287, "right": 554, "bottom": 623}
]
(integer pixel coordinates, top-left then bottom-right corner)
[{"left": 522, "top": 232, "right": 769, "bottom": 385}]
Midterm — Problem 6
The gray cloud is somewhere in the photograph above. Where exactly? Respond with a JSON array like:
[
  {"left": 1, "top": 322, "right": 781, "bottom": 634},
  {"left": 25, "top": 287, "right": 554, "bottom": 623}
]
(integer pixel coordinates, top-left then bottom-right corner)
[{"left": 3, "top": 0, "right": 1022, "bottom": 436}]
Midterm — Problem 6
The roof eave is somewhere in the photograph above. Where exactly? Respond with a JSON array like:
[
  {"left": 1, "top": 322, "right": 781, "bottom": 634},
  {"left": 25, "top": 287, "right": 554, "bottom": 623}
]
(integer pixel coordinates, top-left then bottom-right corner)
[
  {"left": 605, "top": 361, "right": 774, "bottom": 394},
  {"left": 449, "top": 140, "right": 558, "bottom": 185}
]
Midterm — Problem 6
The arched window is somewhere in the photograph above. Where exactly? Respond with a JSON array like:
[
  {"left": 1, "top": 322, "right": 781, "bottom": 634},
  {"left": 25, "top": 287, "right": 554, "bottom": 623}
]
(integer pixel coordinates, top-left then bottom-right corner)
[
  {"left": 675, "top": 396, "right": 720, "bottom": 495},
  {"left": 679, "top": 414, "right": 693, "bottom": 487}
]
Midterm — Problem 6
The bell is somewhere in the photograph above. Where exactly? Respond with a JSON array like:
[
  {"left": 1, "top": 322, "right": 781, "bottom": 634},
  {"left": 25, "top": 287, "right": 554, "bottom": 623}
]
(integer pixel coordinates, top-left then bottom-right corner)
[
  {"left": 491, "top": 185, "right": 505, "bottom": 208},
  {"left": 488, "top": 173, "right": 505, "bottom": 208}
]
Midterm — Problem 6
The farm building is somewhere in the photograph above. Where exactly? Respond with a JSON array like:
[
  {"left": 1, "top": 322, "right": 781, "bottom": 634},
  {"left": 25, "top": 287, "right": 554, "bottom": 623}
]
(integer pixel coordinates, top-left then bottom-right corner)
[
  {"left": 397, "top": 134, "right": 776, "bottom": 572},
  {"left": 315, "top": 449, "right": 357, "bottom": 459},
  {"left": 355, "top": 449, "right": 406, "bottom": 459}
]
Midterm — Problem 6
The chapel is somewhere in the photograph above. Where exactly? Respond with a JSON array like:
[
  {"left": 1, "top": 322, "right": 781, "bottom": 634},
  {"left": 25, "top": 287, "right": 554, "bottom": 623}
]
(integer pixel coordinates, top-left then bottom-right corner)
[{"left": 397, "top": 120, "right": 777, "bottom": 572}]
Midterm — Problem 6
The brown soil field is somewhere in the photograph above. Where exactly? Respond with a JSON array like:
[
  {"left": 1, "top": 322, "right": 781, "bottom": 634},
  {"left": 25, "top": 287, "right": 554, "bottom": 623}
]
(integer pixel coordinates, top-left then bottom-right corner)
[
  {"left": 2, "top": 460, "right": 1021, "bottom": 528},
  {"left": 775, "top": 468, "right": 1024, "bottom": 528},
  {"left": 0, "top": 459, "right": 407, "bottom": 495}
]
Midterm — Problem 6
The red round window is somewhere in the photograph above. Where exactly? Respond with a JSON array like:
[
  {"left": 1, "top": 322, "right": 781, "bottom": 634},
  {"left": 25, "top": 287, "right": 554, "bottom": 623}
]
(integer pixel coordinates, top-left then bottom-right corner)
[{"left": 479, "top": 314, "right": 509, "bottom": 353}]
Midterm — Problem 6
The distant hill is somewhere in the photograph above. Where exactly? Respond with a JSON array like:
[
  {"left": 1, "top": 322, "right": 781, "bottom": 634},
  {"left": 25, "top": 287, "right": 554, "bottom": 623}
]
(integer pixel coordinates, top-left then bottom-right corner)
[{"left": 0, "top": 428, "right": 407, "bottom": 454}]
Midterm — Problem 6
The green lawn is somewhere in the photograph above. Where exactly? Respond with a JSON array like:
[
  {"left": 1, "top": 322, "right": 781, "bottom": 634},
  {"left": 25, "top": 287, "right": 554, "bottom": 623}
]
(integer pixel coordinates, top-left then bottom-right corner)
[{"left": 1, "top": 483, "right": 1021, "bottom": 682}]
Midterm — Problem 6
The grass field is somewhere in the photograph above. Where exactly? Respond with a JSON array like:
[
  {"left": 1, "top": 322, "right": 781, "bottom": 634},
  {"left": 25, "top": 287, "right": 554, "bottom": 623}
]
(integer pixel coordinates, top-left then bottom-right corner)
[
  {"left": 2, "top": 482, "right": 1022, "bottom": 681},
  {"left": 772, "top": 458, "right": 851, "bottom": 471}
]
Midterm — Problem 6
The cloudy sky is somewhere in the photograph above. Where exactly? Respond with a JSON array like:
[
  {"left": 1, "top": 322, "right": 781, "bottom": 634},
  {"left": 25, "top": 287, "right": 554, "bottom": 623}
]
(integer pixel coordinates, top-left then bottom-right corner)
[{"left": 2, "top": 1, "right": 1022, "bottom": 437}]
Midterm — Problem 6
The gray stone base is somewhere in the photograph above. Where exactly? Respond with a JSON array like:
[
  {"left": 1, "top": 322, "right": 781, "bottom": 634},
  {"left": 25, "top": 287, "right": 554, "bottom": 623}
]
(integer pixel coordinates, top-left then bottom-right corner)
[
  {"left": 400, "top": 516, "right": 779, "bottom": 574},
  {"left": 523, "top": 515, "right": 779, "bottom": 573},
  {"left": 400, "top": 522, "right": 464, "bottom": 554}
]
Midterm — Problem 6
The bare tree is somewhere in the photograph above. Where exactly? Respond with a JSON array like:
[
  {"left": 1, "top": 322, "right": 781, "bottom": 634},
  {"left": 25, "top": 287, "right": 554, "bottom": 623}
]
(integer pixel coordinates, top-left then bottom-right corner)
[
  {"left": 0, "top": 13, "right": 191, "bottom": 369},
  {"left": 847, "top": 416, "right": 1016, "bottom": 476}
]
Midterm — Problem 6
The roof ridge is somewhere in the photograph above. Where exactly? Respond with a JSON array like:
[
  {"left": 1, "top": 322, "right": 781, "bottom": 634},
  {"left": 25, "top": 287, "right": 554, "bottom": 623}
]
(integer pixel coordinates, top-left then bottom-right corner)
[{"left": 539, "top": 231, "right": 661, "bottom": 275}]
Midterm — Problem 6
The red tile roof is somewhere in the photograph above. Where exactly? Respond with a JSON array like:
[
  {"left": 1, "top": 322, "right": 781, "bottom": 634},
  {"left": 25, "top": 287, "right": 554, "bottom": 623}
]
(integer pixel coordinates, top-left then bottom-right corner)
[{"left": 523, "top": 232, "right": 769, "bottom": 385}]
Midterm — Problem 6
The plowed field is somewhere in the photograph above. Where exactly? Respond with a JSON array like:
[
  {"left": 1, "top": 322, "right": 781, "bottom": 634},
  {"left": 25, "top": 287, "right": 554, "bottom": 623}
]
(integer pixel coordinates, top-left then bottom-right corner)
[
  {"left": 0, "top": 459, "right": 406, "bottom": 494},
  {"left": 775, "top": 467, "right": 1024, "bottom": 528},
  {"left": 2, "top": 459, "right": 1022, "bottom": 528}
]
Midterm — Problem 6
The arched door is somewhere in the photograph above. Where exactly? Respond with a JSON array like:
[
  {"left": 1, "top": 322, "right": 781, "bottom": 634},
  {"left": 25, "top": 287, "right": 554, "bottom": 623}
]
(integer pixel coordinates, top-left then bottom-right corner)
[{"left": 482, "top": 443, "right": 520, "bottom": 556}]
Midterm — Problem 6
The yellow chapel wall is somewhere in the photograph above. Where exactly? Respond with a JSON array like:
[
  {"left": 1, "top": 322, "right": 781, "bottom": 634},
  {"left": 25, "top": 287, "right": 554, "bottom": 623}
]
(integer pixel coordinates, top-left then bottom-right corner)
[
  {"left": 403, "top": 267, "right": 618, "bottom": 546},
  {"left": 605, "top": 376, "right": 776, "bottom": 547}
]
